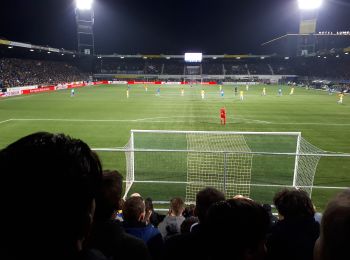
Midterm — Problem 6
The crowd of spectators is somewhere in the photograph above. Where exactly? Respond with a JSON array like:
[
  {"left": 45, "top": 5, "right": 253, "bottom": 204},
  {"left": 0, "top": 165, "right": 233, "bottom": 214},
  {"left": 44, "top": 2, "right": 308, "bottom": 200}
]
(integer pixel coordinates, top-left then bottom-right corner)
[
  {"left": 94, "top": 57, "right": 350, "bottom": 81},
  {"left": 0, "top": 131, "right": 349, "bottom": 260},
  {"left": 0, "top": 58, "right": 89, "bottom": 88},
  {"left": 2, "top": 56, "right": 350, "bottom": 88}
]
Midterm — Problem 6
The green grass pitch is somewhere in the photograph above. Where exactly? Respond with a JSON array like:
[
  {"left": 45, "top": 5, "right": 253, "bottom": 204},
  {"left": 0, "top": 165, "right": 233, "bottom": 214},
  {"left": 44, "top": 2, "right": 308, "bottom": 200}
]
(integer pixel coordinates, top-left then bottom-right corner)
[{"left": 0, "top": 84, "right": 349, "bottom": 210}]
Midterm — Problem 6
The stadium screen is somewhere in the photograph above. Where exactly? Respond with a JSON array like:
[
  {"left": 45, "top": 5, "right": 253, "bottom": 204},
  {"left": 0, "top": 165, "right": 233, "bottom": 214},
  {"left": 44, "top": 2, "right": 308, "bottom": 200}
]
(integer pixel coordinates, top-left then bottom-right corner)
[{"left": 184, "top": 53, "right": 202, "bottom": 62}]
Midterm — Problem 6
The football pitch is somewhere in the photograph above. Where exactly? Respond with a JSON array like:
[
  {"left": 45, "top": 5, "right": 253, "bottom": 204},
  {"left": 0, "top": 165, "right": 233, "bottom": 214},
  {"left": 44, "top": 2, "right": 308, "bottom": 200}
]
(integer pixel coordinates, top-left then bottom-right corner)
[{"left": 0, "top": 84, "right": 349, "bottom": 210}]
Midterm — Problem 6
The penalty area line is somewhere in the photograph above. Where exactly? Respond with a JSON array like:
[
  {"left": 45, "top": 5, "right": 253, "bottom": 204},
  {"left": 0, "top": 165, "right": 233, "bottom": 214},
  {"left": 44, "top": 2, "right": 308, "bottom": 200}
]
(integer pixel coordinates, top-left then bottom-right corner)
[
  {"left": 0, "top": 119, "right": 13, "bottom": 124},
  {"left": 6, "top": 118, "right": 350, "bottom": 126}
]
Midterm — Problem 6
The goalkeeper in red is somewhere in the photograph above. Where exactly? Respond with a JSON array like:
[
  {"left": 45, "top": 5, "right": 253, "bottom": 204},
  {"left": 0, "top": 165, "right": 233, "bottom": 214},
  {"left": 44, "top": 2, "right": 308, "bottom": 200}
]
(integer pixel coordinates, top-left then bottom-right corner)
[{"left": 220, "top": 107, "right": 227, "bottom": 125}]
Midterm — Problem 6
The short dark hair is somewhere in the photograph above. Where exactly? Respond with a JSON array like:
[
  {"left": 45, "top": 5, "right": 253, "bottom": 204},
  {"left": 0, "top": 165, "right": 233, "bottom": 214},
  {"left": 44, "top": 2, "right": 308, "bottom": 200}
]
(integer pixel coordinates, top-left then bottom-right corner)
[
  {"left": 170, "top": 197, "right": 185, "bottom": 216},
  {"left": 317, "top": 189, "right": 350, "bottom": 260},
  {"left": 123, "top": 196, "right": 145, "bottom": 222},
  {"left": 0, "top": 132, "right": 102, "bottom": 257},
  {"left": 195, "top": 187, "right": 225, "bottom": 223},
  {"left": 206, "top": 198, "right": 270, "bottom": 259},
  {"left": 273, "top": 188, "right": 315, "bottom": 219},
  {"left": 94, "top": 170, "right": 123, "bottom": 222},
  {"left": 145, "top": 197, "right": 154, "bottom": 211}
]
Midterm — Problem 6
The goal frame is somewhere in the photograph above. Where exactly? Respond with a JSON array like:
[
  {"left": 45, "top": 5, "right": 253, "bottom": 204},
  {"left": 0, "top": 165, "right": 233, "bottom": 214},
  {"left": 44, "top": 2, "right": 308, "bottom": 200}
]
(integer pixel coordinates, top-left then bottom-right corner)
[{"left": 124, "top": 130, "right": 303, "bottom": 200}]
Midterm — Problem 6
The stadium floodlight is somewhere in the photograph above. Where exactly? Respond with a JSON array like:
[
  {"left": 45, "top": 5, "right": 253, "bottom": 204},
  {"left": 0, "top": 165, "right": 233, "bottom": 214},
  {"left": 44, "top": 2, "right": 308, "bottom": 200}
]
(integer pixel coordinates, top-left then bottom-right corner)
[
  {"left": 298, "top": 0, "right": 323, "bottom": 10},
  {"left": 76, "top": 0, "right": 93, "bottom": 10}
]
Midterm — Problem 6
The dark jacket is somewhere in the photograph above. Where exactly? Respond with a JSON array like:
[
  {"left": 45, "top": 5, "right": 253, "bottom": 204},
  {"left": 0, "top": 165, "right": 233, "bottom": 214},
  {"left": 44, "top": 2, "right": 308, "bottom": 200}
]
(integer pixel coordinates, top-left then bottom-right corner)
[
  {"left": 88, "top": 219, "right": 151, "bottom": 260},
  {"left": 266, "top": 217, "right": 320, "bottom": 260},
  {"left": 164, "top": 223, "right": 209, "bottom": 260},
  {"left": 123, "top": 221, "right": 164, "bottom": 260}
]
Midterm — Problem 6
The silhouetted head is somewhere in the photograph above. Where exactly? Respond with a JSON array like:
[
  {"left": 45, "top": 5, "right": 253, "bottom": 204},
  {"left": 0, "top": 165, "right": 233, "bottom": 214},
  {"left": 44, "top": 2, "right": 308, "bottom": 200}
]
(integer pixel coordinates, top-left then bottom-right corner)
[
  {"left": 314, "top": 189, "right": 350, "bottom": 260},
  {"left": 0, "top": 132, "right": 102, "bottom": 258}
]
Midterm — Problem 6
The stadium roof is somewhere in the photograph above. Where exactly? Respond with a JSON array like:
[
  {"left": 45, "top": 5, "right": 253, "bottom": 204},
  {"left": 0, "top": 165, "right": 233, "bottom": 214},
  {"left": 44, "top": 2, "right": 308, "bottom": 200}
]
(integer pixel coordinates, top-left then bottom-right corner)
[
  {"left": 2, "top": 37, "right": 349, "bottom": 60},
  {"left": 261, "top": 33, "right": 350, "bottom": 47},
  {"left": 0, "top": 38, "right": 272, "bottom": 59}
]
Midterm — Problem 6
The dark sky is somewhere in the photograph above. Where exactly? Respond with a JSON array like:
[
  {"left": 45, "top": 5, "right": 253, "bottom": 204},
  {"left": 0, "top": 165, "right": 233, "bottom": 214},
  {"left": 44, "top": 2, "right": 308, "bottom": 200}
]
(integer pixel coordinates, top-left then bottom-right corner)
[{"left": 1, "top": 0, "right": 350, "bottom": 54}]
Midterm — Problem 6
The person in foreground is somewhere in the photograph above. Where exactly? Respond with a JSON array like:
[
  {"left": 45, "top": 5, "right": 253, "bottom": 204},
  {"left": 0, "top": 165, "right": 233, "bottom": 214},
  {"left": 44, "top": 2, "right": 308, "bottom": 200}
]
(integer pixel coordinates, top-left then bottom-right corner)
[
  {"left": 88, "top": 170, "right": 151, "bottom": 259},
  {"left": 314, "top": 189, "right": 350, "bottom": 260},
  {"left": 205, "top": 197, "right": 270, "bottom": 260},
  {"left": 0, "top": 132, "right": 105, "bottom": 260}
]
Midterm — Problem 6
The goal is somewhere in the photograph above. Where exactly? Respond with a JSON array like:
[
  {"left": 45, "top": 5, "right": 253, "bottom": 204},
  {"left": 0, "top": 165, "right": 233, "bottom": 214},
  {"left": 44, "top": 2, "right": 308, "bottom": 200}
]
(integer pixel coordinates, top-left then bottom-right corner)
[{"left": 123, "top": 130, "right": 323, "bottom": 203}]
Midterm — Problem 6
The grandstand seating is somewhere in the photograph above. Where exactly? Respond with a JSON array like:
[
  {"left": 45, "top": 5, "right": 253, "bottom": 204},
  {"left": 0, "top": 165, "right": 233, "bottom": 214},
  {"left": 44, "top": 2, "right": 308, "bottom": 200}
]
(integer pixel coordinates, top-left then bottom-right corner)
[
  {"left": 2, "top": 54, "right": 350, "bottom": 88},
  {"left": 94, "top": 56, "right": 350, "bottom": 81},
  {"left": 0, "top": 58, "right": 88, "bottom": 88}
]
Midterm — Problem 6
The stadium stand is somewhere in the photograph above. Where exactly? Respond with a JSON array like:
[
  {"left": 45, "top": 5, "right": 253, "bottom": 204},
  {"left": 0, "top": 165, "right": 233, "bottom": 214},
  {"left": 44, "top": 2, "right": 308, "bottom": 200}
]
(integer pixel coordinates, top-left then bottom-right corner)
[
  {"left": 0, "top": 58, "right": 89, "bottom": 88},
  {"left": 94, "top": 55, "right": 349, "bottom": 77},
  {"left": 1, "top": 39, "right": 350, "bottom": 89}
]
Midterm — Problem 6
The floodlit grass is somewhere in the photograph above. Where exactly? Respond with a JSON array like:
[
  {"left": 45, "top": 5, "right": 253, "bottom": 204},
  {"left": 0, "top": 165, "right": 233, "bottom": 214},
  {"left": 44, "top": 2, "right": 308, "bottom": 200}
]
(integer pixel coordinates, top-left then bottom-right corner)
[{"left": 0, "top": 84, "right": 349, "bottom": 210}]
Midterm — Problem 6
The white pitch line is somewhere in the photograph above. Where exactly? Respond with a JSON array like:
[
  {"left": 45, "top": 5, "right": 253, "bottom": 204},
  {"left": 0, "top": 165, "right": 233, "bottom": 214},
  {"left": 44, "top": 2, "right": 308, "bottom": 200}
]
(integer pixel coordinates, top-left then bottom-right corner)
[
  {"left": 266, "top": 122, "right": 350, "bottom": 126},
  {"left": 0, "top": 119, "right": 12, "bottom": 124},
  {"left": 8, "top": 116, "right": 262, "bottom": 123},
  {"left": 6, "top": 117, "right": 350, "bottom": 126}
]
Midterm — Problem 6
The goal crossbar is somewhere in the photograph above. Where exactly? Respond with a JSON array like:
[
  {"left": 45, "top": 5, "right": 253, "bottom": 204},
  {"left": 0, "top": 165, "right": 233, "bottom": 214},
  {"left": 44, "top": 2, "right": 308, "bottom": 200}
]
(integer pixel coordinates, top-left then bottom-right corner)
[
  {"left": 92, "top": 148, "right": 350, "bottom": 158},
  {"left": 131, "top": 129, "right": 302, "bottom": 136},
  {"left": 107, "top": 130, "right": 336, "bottom": 202}
]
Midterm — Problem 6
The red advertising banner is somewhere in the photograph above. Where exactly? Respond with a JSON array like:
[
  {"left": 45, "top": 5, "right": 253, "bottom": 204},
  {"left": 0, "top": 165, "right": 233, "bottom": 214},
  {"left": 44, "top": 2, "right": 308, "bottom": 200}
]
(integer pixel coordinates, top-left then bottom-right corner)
[{"left": 22, "top": 86, "right": 55, "bottom": 94}]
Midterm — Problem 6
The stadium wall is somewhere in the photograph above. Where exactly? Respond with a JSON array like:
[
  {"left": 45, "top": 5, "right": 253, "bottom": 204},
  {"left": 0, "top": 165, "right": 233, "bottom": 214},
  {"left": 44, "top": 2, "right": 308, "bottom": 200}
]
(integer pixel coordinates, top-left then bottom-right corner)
[
  {"left": 0, "top": 81, "right": 108, "bottom": 98},
  {"left": 94, "top": 74, "right": 293, "bottom": 82}
]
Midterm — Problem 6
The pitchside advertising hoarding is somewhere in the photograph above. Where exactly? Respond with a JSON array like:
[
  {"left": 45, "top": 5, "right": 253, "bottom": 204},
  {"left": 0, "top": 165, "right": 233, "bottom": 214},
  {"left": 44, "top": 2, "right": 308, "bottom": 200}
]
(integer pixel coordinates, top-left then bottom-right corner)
[{"left": 0, "top": 81, "right": 109, "bottom": 98}]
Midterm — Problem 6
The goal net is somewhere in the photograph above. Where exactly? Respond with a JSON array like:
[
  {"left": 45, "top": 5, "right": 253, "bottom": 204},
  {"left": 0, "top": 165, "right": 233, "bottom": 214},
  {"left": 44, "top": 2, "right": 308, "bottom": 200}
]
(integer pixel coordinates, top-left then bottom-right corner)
[{"left": 123, "top": 130, "right": 323, "bottom": 203}]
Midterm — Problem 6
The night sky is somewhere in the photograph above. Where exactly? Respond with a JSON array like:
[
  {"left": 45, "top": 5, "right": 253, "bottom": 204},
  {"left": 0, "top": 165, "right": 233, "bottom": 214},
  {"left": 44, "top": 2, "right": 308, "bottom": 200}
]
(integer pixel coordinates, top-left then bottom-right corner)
[{"left": 1, "top": 0, "right": 350, "bottom": 54}]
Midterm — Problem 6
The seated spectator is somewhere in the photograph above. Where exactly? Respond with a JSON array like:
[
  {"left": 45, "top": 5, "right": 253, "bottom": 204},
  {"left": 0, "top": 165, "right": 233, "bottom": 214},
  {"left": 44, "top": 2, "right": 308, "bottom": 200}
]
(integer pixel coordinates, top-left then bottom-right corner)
[
  {"left": 182, "top": 203, "right": 196, "bottom": 218},
  {"left": 0, "top": 58, "right": 89, "bottom": 88},
  {"left": 145, "top": 197, "right": 165, "bottom": 227},
  {"left": 314, "top": 189, "right": 350, "bottom": 260},
  {"left": 0, "top": 132, "right": 104, "bottom": 260},
  {"left": 122, "top": 196, "right": 164, "bottom": 260},
  {"left": 205, "top": 197, "right": 270, "bottom": 260},
  {"left": 180, "top": 216, "right": 198, "bottom": 234},
  {"left": 88, "top": 170, "right": 151, "bottom": 259},
  {"left": 267, "top": 189, "right": 320, "bottom": 260},
  {"left": 158, "top": 197, "right": 185, "bottom": 240},
  {"left": 163, "top": 187, "right": 225, "bottom": 260},
  {"left": 262, "top": 203, "right": 278, "bottom": 232},
  {"left": 314, "top": 211, "right": 323, "bottom": 224}
]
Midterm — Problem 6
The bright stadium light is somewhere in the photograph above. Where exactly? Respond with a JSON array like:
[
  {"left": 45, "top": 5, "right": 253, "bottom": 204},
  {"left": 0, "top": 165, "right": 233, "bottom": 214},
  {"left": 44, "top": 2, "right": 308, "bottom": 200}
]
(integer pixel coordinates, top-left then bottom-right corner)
[
  {"left": 184, "top": 53, "right": 202, "bottom": 62},
  {"left": 298, "top": 0, "right": 323, "bottom": 10},
  {"left": 76, "top": 0, "right": 93, "bottom": 10}
]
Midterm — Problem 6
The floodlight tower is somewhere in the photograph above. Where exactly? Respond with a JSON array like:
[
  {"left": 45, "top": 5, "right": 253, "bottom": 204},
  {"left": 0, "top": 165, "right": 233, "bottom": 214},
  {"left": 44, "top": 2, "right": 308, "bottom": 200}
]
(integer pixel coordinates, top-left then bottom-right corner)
[
  {"left": 297, "top": 0, "right": 323, "bottom": 56},
  {"left": 75, "top": 0, "right": 95, "bottom": 55}
]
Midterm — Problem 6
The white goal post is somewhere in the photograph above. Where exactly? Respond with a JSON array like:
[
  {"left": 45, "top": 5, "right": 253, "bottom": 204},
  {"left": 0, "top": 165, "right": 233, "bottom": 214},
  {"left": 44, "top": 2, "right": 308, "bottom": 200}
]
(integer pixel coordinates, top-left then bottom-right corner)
[{"left": 122, "top": 130, "right": 323, "bottom": 203}]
